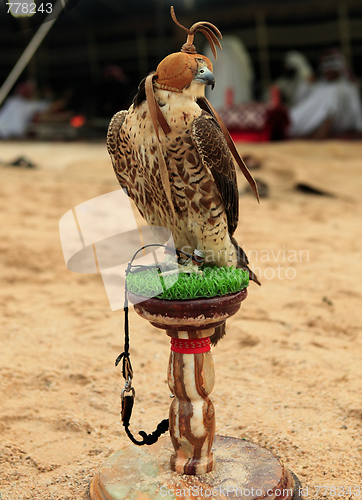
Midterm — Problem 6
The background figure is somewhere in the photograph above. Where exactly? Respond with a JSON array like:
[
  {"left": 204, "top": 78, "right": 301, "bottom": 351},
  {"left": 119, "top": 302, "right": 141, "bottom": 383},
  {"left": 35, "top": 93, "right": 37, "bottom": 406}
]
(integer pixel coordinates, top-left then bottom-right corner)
[
  {"left": 274, "top": 51, "right": 314, "bottom": 107},
  {"left": 0, "top": 81, "right": 50, "bottom": 139},
  {"left": 204, "top": 36, "right": 254, "bottom": 110},
  {"left": 289, "top": 49, "right": 362, "bottom": 139}
]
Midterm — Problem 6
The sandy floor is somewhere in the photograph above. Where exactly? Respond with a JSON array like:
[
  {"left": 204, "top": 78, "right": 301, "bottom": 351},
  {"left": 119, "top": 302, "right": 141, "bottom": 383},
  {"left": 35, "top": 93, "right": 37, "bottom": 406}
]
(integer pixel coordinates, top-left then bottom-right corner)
[{"left": 0, "top": 139, "right": 361, "bottom": 499}]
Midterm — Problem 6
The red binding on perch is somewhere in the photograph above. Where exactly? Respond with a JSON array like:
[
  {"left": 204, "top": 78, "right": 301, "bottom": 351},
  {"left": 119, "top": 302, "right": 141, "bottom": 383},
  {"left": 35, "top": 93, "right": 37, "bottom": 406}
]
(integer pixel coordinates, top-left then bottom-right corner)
[{"left": 171, "top": 337, "right": 211, "bottom": 354}]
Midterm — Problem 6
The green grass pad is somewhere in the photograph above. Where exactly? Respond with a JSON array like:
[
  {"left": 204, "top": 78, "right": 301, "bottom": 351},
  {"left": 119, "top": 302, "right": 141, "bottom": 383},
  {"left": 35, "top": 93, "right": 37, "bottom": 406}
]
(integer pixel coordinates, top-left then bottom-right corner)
[{"left": 126, "top": 265, "right": 249, "bottom": 300}]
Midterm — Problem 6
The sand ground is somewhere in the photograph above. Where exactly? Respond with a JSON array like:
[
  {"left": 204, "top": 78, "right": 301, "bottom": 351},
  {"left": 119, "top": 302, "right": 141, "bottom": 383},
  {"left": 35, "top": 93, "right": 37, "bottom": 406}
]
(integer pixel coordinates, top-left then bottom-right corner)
[{"left": 0, "top": 140, "right": 361, "bottom": 499}]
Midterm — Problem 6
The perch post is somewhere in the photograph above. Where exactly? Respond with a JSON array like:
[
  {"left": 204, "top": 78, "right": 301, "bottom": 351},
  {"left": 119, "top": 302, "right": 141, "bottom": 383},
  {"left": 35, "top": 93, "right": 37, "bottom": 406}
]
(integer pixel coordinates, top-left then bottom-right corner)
[
  {"left": 90, "top": 289, "right": 301, "bottom": 500},
  {"left": 131, "top": 289, "right": 248, "bottom": 475}
]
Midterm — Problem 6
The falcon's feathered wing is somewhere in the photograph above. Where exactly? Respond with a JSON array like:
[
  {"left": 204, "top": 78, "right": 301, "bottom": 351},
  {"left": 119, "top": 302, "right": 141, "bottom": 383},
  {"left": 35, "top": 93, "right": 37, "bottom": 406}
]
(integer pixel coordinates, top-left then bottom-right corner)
[{"left": 107, "top": 84, "right": 259, "bottom": 282}]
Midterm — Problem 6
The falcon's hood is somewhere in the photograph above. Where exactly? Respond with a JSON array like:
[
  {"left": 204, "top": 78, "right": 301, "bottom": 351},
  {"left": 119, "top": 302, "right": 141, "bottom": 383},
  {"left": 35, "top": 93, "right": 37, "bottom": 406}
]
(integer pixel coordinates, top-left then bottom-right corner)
[{"left": 153, "top": 6, "right": 221, "bottom": 93}]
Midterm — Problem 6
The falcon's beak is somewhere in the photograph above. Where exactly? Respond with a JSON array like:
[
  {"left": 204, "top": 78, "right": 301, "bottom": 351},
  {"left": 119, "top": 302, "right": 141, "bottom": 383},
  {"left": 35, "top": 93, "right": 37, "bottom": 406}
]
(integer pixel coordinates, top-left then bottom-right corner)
[{"left": 194, "top": 67, "right": 215, "bottom": 90}]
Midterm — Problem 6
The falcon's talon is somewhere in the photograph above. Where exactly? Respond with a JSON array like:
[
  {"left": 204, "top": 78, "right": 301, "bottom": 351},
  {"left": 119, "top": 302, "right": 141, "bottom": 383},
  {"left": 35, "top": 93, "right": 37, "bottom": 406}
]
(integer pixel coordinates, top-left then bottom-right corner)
[
  {"left": 160, "top": 253, "right": 179, "bottom": 271},
  {"left": 178, "top": 260, "right": 203, "bottom": 276},
  {"left": 159, "top": 269, "right": 179, "bottom": 277},
  {"left": 158, "top": 262, "right": 178, "bottom": 273},
  {"left": 156, "top": 261, "right": 203, "bottom": 277}
]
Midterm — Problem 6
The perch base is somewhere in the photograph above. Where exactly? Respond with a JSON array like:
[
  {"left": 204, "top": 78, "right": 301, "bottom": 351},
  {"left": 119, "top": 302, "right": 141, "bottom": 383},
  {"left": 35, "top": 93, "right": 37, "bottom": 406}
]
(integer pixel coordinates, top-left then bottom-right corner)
[{"left": 90, "top": 435, "right": 303, "bottom": 500}]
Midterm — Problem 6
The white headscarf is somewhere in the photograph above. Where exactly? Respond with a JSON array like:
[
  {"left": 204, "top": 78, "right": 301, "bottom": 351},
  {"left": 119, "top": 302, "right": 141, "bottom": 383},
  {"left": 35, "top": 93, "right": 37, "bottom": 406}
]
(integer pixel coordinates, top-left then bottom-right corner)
[{"left": 284, "top": 51, "right": 314, "bottom": 81}]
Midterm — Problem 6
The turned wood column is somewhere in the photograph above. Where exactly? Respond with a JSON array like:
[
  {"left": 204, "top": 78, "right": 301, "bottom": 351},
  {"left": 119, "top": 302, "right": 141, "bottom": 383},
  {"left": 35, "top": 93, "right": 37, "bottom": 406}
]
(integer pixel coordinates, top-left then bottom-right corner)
[
  {"left": 129, "top": 289, "right": 247, "bottom": 476},
  {"left": 167, "top": 328, "right": 215, "bottom": 474}
]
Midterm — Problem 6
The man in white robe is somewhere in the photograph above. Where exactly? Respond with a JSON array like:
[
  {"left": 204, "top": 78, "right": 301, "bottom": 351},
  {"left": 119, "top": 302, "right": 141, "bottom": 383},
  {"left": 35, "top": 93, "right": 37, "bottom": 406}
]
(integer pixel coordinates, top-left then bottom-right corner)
[
  {"left": 0, "top": 82, "right": 49, "bottom": 139},
  {"left": 289, "top": 51, "right": 362, "bottom": 138}
]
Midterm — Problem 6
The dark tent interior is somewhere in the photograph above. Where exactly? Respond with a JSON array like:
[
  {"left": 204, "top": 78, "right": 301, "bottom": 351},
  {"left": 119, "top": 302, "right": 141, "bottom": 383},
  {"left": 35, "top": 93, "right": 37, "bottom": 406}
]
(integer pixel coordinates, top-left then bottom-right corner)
[{"left": 1, "top": 0, "right": 362, "bottom": 137}]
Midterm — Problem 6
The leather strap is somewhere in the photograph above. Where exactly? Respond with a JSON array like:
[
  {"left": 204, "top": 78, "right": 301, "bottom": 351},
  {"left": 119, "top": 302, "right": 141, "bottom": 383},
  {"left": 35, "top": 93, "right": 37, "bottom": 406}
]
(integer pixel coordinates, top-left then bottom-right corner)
[
  {"left": 156, "top": 101, "right": 171, "bottom": 136},
  {"left": 145, "top": 74, "right": 176, "bottom": 233},
  {"left": 145, "top": 74, "right": 171, "bottom": 138}
]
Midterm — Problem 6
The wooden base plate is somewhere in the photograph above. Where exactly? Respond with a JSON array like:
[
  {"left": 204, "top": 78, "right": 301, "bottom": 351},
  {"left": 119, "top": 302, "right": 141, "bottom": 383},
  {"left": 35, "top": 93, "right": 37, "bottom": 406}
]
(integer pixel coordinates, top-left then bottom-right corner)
[{"left": 90, "top": 435, "right": 302, "bottom": 500}]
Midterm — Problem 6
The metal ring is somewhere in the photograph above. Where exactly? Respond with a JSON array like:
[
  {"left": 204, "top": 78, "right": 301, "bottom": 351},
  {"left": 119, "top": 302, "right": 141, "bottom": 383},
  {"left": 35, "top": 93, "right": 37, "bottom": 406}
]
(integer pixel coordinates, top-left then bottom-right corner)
[
  {"left": 121, "top": 386, "right": 135, "bottom": 399},
  {"left": 194, "top": 249, "right": 206, "bottom": 258}
]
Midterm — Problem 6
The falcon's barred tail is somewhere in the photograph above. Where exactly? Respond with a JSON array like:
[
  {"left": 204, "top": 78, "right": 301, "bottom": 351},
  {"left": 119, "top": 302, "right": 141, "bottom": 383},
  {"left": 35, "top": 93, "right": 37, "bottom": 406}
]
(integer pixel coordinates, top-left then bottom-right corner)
[
  {"left": 210, "top": 323, "right": 226, "bottom": 346},
  {"left": 230, "top": 236, "right": 261, "bottom": 286}
]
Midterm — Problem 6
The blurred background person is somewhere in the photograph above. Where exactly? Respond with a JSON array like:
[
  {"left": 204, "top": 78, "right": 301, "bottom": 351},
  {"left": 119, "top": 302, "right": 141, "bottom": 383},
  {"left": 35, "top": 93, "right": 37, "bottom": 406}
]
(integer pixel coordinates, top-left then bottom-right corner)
[
  {"left": 0, "top": 81, "right": 72, "bottom": 139},
  {"left": 204, "top": 36, "right": 254, "bottom": 111},
  {"left": 288, "top": 49, "right": 362, "bottom": 139},
  {"left": 0, "top": 81, "right": 49, "bottom": 139},
  {"left": 274, "top": 50, "right": 314, "bottom": 107},
  {"left": 204, "top": 36, "right": 289, "bottom": 142}
]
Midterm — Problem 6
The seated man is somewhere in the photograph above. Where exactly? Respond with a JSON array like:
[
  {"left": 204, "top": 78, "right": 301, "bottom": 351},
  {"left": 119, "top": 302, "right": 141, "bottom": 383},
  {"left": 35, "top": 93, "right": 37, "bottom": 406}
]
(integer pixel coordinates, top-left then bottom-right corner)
[
  {"left": 288, "top": 50, "right": 362, "bottom": 139},
  {"left": 0, "top": 81, "right": 50, "bottom": 139},
  {"left": 0, "top": 81, "right": 71, "bottom": 140}
]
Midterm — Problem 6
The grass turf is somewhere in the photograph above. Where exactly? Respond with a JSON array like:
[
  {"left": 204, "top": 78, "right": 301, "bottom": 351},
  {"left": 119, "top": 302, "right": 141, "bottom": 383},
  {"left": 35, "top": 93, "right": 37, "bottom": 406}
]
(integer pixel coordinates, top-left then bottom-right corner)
[{"left": 126, "top": 266, "right": 249, "bottom": 300}]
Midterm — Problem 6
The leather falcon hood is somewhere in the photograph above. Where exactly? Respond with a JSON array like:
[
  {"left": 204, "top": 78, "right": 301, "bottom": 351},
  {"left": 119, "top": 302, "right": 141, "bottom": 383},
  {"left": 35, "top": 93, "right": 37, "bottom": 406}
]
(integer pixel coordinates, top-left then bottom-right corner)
[
  {"left": 155, "top": 52, "right": 213, "bottom": 92},
  {"left": 153, "top": 6, "right": 221, "bottom": 92}
]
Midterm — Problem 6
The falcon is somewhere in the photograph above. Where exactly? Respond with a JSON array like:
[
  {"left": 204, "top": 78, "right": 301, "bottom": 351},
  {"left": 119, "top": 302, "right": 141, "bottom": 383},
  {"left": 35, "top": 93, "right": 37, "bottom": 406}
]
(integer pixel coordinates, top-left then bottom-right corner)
[{"left": 107, "top": 8, "right": 260, "bottom": 343}]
